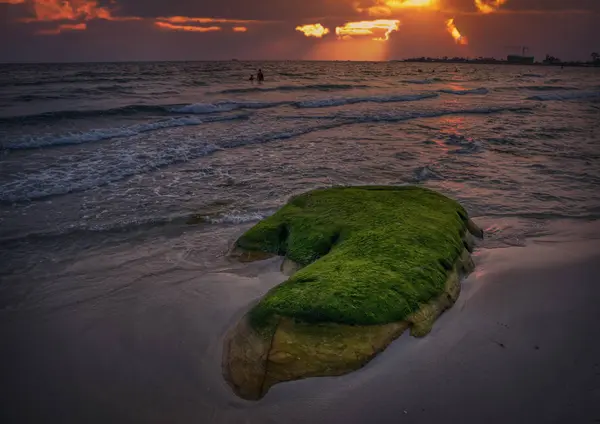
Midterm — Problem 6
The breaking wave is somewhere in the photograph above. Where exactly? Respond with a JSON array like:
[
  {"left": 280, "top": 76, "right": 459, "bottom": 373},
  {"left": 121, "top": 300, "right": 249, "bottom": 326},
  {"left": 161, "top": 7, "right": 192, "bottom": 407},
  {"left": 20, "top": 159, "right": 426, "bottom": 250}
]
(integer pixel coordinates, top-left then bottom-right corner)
[
  {"left": 496, "top": 85, "right": 579, "bottom": 92},
  {"left": 439, "top": 88, "right": 489, "bottom": 95},
  {"left": 404, "top": 79, "right": 439, "bottom": 85},
  {"left": 3, "top": 114, "right": 249, "bottom": 150},
  {"left": 213, "top": 83, "right": 370, "bottom": 95},
  {"left": 0, "top": 208, "right": 276, "bottom": 244},
  {"left": 0, "top": 104, "right": 532, "bottom": 204},
  {"left": 412, "top": 166, "right": 443, "bottom": 182},
  {"left": 169, "top": 100, "right": 288, "bottom": 114},
  {"left": 0, "top": 104, "right": 170, "bottom": 124},
  {"left": 295, "top": 93, "right": 438, "bottom": 108},
  {"left": 206, "top": 210, "right": 274, "bottom": 224}
]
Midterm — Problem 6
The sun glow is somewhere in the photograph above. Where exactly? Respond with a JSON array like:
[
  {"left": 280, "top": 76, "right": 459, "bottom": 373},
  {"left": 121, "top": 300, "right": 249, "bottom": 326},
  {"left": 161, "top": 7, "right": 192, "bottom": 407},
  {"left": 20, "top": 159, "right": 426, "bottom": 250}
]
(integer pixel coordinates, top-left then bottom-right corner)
[
  {"left": 356, "top": 0, "right": 440, "bottom": 16},
  {"left": 295, "top": 23, "right": 330, "bottom": 38},
  {"left": 446, "top": 18, "right": 467, "bottom": 45},
  {"left": 335, "top": 19, "right": 400, "bottom": 41},
  {"left": 474, "top": 0, "right": 508, "bottom": 13}
]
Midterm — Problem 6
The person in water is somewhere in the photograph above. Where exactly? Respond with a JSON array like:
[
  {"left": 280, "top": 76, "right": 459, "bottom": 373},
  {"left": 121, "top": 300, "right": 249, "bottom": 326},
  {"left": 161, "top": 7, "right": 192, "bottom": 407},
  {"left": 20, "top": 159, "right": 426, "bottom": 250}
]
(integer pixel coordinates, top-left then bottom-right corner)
[
  {"left": 249, "top": 74, "right": 255, "bottom": 82},
  {"left": 257, "top": 69, "right": 264, "bottom": 83}
]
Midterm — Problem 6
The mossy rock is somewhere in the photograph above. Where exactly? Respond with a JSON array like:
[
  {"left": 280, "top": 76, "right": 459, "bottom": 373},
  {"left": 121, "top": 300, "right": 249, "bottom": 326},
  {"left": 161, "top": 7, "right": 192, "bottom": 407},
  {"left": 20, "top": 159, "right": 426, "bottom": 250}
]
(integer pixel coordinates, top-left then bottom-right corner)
[{"left": 223, "top": 186, "right": 482, "bottom": 400}]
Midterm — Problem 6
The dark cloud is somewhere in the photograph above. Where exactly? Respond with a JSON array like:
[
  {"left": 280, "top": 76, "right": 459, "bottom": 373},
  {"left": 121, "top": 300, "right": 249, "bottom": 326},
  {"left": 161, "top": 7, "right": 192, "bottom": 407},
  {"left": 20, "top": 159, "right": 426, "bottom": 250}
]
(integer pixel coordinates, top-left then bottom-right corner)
[
  {"left": 501, "top": 0, "right": 600, "bottom": 12},
  {"left": 114, "top": 0, "right": 356, "bottom": 21},
  {"left": 0, "top": 0, "right": 598, "bottom": 62}
]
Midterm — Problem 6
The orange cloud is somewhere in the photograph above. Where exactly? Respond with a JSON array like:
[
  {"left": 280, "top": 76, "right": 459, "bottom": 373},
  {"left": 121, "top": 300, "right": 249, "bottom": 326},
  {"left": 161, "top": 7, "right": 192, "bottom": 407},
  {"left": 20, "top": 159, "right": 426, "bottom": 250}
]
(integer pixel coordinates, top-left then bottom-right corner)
[
  {"left": 11, "top": 0, "right": 141, "bottom": 24},
  {"left": 37, "top": 22, "right": 86, "bottom": 34},
  {"left": 154, "top": 21, "right": 222, "bottom": 33},
  {"left": 336, "top": 19, "right": 400, "bottom": 41},
  {"left": 356, "top": 0, "right": 440, "bottom": 17},
  {"left": 474, "top": 0, "right": 508, "bottom": 13},
  {"left": 446, "top": 18, "right": 467, "bottom": 44},
  {"left": 18, "top": 0, "right": 113, "bottom": 22},
  {"left": 295, "top": 23, "right": 330, "bottom": 38},
  {"left": 232, "top": 26, "right": 247, "bottom": 32}
]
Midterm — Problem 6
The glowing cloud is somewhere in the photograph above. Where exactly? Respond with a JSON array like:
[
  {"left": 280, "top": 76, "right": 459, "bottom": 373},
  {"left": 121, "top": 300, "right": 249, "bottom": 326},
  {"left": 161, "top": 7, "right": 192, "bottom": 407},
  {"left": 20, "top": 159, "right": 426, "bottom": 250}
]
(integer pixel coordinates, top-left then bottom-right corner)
[
  {"left": 37, "top": 22, "right": 86, "bottom": 34},
  {"left": 356, "top": 0, "right": 439, "bottom": 17},
  {"left": 388, "top": 0, "right": 438, "bottom": 8},
  {"left": 446, "top": 18, "right": 467, "bottom": 44},
  {"left": 0, "top": 0, "right": 26, "bottom": 3},
  {"left": 474, "top": 0, "right": 508, "bottom": 13},
  {"left": 18, "top": 0, "right": 114, "bottom": 22},
  {"left": 232, "top": 26, "right": 248, "bottom": 32},
  {"left": 154, "top": 21, "right": 222, "bottom": 33},
  {"left": 295, "top": 23, "right": 330, "bottom": 38},
  {"left": 336, "top": 19, "right": 400, "bottom": 41}
]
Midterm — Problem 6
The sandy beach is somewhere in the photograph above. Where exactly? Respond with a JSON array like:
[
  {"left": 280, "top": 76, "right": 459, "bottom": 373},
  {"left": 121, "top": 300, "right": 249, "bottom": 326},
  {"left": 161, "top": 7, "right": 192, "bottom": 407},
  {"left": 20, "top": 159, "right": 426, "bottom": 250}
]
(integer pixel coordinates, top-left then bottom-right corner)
[{"left": 1, "top": 219, "right": 598, "bottom": 423}]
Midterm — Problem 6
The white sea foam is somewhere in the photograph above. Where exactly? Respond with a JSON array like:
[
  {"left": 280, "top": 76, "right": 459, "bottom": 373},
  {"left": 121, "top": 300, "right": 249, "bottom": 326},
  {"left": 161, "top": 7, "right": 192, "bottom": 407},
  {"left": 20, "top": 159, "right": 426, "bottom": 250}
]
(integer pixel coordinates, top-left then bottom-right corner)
[
  {"left": 0, "top": 105, "right": 530, "bottom": 203},
  {"left": 173, "top": 93, "right": 438, "bottom": 113},
  {"left": 206, "top": 211, "right": 274, "bottom": 224},
  {"left": 412, "top": 166, "right": 443, "bottom": 182},
  {"left": 4, "top": 114, "right": 248, "bottom": 150},
  {"left": 170, "top": 101, "right": 288, "bottom": 114},
  {"left": 0, "top": 143, "right": 221, "bottom": 203},
  {"left": 295, "top": 93, "right": 438, "bottom": 108}
]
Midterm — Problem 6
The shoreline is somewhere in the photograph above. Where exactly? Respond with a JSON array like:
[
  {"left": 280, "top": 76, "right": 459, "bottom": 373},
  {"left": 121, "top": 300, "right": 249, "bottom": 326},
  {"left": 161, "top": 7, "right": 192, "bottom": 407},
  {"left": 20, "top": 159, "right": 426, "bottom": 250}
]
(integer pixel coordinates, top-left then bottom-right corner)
[{"left": 396, "top": 59, "right": 600, "bottom": 68}]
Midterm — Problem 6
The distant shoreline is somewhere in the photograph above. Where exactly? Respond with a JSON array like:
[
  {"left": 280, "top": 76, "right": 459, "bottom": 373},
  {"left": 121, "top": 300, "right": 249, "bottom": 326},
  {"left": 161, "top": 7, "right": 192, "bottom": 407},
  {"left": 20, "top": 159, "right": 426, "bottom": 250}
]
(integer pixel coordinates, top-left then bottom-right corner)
[{"left": 397, "top": 59, "right": 600, "bottom": 68}]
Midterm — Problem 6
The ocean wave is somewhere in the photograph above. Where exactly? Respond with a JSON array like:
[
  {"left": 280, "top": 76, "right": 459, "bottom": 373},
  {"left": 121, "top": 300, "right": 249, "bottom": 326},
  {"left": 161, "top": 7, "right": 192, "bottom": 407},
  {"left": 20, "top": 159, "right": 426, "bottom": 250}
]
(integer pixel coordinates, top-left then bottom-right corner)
[
  {"left": 3, "top": 114, "right": 249, "bottom": 150},
  {"left": 171, "top": 92, "right": 439, "bottom": 113},
  {"left": 206, "top": 210, "right": 274, "bottom": 224},
  {"left": 522, "top": 73, "right": 544, "bottom": 78},
  {"left": 0, "top": 105, "right": 531, "bottom": 203},
  {"left": 0, "top": 104, "right": 170, "bottom": 124},
  {"left": 0, "top": 143, "right": 222, "bottom": 203},
  {"left": 496, "top": 85, "right": 579, "bottom": 92},
  {"left": 439, "top": 87, "right": 489, "bottom": 95},
  {"left": 170, "top": 100, "right": 288, "bottom": 114},
  {"left": 526, "top": 91, "right": 600, "bottom": 101},
  {"left": 0, "top": 208, "right": 275, "bottom": 244},
  {"left": 344, "top": 105, "right": 534, "bottom": 123},
  {"left": 10, "top": 85, "right": 139, "bottom": 102},
  {"left": 412, "top": 166, "right": 443, "bottom": 182},
  {"left": 444, "top": 134, "right": 484, "bottom": 154},
  {"left": 0, "top": 122, "right": 346, "bottom": 203},
  {"left": 212, "top": 83, "right": 369, "bottom": 95},
  {"left": 404, "top": 79, "right": 438, "bottom": 85},
  {"left": 0, "top": 76, "right": 149, "bottom": 88},
  {"left": 12, "top": 94, "right": 65, "bottom": 102},
  {"left": 295, "top": 93, "right": 438, "bottom": 108},
  {"left": 0, "top": 214, "right": 188, "bottom": 244},
  {"left": 1, "top": 90, "right": 452, "bottom": 123}
]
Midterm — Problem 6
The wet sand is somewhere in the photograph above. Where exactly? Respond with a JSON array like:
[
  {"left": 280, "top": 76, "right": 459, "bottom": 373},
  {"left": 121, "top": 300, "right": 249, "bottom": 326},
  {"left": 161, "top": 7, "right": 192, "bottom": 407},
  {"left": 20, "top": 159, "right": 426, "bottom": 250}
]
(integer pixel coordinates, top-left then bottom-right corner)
[{"left": 1, "top": 221, "right": 599, "bottom": 423}]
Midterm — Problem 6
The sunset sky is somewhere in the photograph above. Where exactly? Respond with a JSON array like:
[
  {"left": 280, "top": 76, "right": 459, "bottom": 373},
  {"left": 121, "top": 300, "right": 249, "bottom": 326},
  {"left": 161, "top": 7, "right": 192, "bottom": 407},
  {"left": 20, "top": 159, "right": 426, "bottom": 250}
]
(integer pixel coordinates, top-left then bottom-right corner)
[{"left": 0, "top": 0, "right": 598, "bottom": 62}]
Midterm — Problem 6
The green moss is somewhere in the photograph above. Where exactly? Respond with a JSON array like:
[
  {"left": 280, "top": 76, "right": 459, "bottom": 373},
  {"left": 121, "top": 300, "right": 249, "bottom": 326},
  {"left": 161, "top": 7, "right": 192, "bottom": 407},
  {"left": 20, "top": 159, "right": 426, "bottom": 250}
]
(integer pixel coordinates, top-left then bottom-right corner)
[{"left": 236, "top": 186, "right": 471, "bottom": 329}]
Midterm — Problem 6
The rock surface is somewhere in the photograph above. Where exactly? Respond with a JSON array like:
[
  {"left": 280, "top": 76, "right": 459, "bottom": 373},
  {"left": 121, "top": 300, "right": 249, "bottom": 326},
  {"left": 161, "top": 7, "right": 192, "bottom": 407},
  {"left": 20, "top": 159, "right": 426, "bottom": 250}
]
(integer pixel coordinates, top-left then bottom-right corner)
[{"left": 223, "top": 186, "right": 483, "bottom": 400}]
